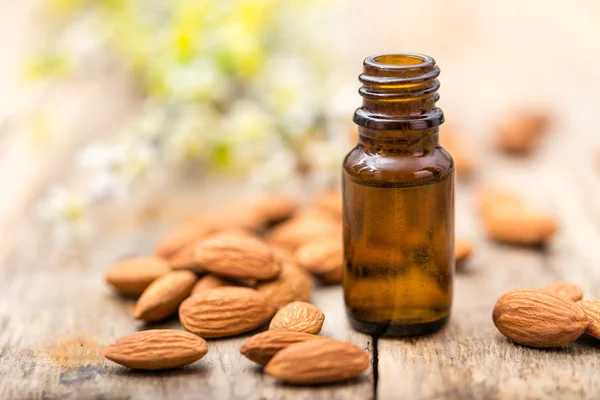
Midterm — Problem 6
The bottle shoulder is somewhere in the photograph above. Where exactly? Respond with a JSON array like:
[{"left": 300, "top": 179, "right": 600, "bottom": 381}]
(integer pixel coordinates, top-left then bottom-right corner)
[{"left": 343, "top": 144, "right": 454, "bottom": 186}]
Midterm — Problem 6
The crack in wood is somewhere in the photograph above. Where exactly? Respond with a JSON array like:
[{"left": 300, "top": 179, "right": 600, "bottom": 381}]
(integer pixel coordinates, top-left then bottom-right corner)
[{"left": 371, "top": 335, "right": 379, "bottom": 400}]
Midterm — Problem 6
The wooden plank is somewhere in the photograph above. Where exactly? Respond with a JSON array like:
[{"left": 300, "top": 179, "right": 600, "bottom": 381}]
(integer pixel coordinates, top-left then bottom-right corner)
[{"left": 0, "top": 213, "right": 373, "bottom": 400}]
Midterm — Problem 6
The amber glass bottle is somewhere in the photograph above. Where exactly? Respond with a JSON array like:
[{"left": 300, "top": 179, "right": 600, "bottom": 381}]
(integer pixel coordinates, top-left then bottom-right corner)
[{"left": 343, "top": 53, "right": 454, "bottom": 337}]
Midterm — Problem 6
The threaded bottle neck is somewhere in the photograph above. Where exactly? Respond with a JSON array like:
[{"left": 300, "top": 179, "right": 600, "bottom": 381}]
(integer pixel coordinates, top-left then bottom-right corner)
[{"left": 353, "top": 53, "right": 444, "bottom": 130}]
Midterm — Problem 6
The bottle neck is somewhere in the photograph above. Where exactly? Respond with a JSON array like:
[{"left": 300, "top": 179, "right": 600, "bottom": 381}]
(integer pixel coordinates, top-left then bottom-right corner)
[
  {"left": 358, "top": 126, "right": 440, "bottom": 154},
  {"left": 353, "top": 53, "right": 444, "bottom": 133}
]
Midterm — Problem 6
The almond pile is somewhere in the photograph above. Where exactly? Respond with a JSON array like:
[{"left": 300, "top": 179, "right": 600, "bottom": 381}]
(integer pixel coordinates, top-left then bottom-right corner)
[
  {"left": 102, "top": 191, "right": 370, "bottom": 384},
  {"left": 493, "top": 281, "right": 600, "bottom": 347}
]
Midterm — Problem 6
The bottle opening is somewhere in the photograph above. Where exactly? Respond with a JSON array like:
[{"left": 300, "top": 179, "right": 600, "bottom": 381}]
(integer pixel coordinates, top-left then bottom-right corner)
[
  {"left": 371, "top": 54, "right": 429, "bottom": 68},
  {"left": 355, "top": 52, "right": 444, "bottom": 130}
]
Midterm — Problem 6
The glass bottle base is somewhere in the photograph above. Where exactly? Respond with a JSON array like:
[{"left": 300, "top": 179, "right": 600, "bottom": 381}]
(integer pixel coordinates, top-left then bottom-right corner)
[{"left": 347, "top": 314, "right": 449, "bottom": 337}]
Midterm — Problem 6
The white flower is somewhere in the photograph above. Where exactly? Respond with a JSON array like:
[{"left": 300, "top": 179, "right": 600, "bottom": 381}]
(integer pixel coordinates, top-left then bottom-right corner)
[
  {"left": 217, "top": 99, "right": 282, "bottom": 168},
  {"left": 253, "top": 55, "right": 320, "bottom": 137},
  {"left": 246, "top": 148, "right": 299, "bottom": 190},
  {"left": 163, "top": 57, "right": 231, "bottom": 102},
  {"left": 37, "top": 186, "right": 93, "bottom": 243},
  {"left": 76, "top": 142, "right": 126, "bottom": 169},
  {"left": 165, "top": 103, "right": 218, "bottom": 163},
  {"left": 303, "top": 137, "right": 347, "bottom": 187}
]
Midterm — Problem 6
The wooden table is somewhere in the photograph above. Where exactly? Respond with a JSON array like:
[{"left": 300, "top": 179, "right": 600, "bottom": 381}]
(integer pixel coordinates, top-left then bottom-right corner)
[{"left": 2, "top": 137, "right": 600, "bottom": 400}]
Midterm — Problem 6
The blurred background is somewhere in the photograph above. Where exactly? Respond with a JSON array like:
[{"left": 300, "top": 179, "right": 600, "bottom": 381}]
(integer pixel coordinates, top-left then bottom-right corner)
[{"left": 1, "top": 0, "right": 600, "bottom": 243}]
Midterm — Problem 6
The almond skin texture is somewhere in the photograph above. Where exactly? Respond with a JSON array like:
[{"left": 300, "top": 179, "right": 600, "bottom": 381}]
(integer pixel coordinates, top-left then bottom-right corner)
[
  {"left": 296, "top": 238, "right": 343, "bottom": 284},
  {"left": 578, "top": 300, "right": 600, "bottom": 339},
  {"left": 240, "top": 330, "right": 323, "bottom": 365},
  {"left": 265, "top": 338, "right": 370, "bottom": 384},
  {"left": 543, "top": 281, "right": 584, "bottom": 302},
  {"left": 103, "top": 329, "right": 208, "bottom": 370},
  {"left": 493, "top": 289, "right": 589, "bottom": 347},
  {"left": 105, "top": 257, "right": 170, "bottom": 296},
  {"left": 186, "top": 232, "right": 280, "bottom": 280},
  {"left": 269, "top": 302, "right": 325, "bottom": 334},
  {"left": 179, "top": 287, "right": 275, "bottom": 338},
  {"left": 256, "top": 257, "right": 312, "bottom": 309},
  {"left": 134, "top": 270, "right": 197, "bottom": 322},
  {"left": 455, "top": 238, "right": 474, "bottom": 264}
]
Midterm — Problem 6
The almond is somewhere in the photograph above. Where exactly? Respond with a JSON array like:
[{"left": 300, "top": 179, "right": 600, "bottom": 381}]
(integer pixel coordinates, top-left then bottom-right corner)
[
  {"left": 316, "top": 190, "right": 342, "bottom": 218},
  {"left": 267, "top": 212, "right": 341, "bottom": 251},
  {"left": 191, "top": 274, "right": 232, "bottom": 295},
  {"left": 154, "top": 215, "right": 218, "bottom": 258},
  {"left": 256, "top": 256, "right": 312, "bottom": 309},
  {"left": 296, "top": 238, "right": 343, "bottom": 284},
  {"left": 455, "top": 238, "right": 474, "bottom": 264},
  {"left": 105, "top": 257, "right": 170, "bottom": 296},
  {"left": 269, "top": 301, "right": 325, "bottom": 334},
  {"left": 179, "top": 287, "right": 275, "bottom": 338},
  {"left": 495, "top": 111, "right": 551, "bottom": 155},
  {"left": 240, "top": 330, "right": 323, "bottom": 365},
  {"left": 181, "top": 232, "right": 280, "bottom": 280},
  {"left": 492, "top": 289, "right": 589, "bottom": 347},
  {"left": 167, "top": 243, "right": 203, "bottom": 271},
  {"left": 264, "top": 338, "right": 370, "bottom": 384},
  {"left": 103, "top": 329, "right": 208, "bottom": 370},
  {"left": 543, "top": 281, "right": 584, "bottom": 302},
  {"left": 168, "top": 228, "right": 256, "bottom": 271},
  {"left": 477, "top": 187, "right": 525, "bottom": 217},
  {"left": 134, "top": 270, "right": 197, "bottom": 322},
  {"left": 483, "top": 207, "right": 557, "bottom": 245},
  {"left": 477, "top": 188, "right": 557, "bottom": 246},
  {"left": 238, "top": 193, "right": 297, "bottom": 225},
  {"left": 578, "top": 300, "right": 600, "bottom": 339}
]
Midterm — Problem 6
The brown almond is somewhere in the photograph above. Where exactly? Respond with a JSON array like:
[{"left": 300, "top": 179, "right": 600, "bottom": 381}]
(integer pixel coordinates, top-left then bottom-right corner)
[
  {"left": 134, "top": 270, "right": 197, "bottom": 322},
  {"left": 483, "top": 207, "right": 557, "bottom": 246},
  {"left": 296, "top": 238, "right": 343, "bottom": 284},
  {"left": 267, "top": 212, "right": 341, "bottom": 252},
  {"left": 191, "top": 274, "right": 232, "bottom": 295},
  {"left": 241, "top": 193, "right": 297, "bottom": 225},
  {"left": 168, "top": 228, "right": 256, "bottom": 271},
  {"left": 240, "top": 331, "right": 324, "bottom": 365},
  {"left": 256, "top": 256, "right": 312, "bottom": 309},
  {"left": 179, "top": 287, "right": 275, "bottom": 338},
  {"left": 105, "top": 257, "right": 170, "bottom": 296},
  {"left": 264, "top": 338, "right": 370, "bottom": 384},
  {"left": 315, "top": 190, "right": 342, "bottom": 218},
  {"left": 543, "top": 281, "right": 584, "bottom": 302},
  {"left": 492, "top": 289, "right": 589, "bottom": 347},
  {"left": 103, "top": 329, "right": 208, "bottom": 370},
  {"left": 269, "top": 302, "right": 325, "bottom": 334},
  {"left": 477, "top": 188, "right": 525, "bottom": 219},
  {"left": 578, "top": 300, "right": 600, "bottom": 339},
  {"left": 184, "top": 232, "right": 280, "bottom": 280},
  {"left": 455, "top": 238, "right": 474, "bottom": 264},
  {"left": 154, "top": 215, "right": 218, "bottom": 258},
  {"left": 495, "top": 111, "right": 551, "bottom": 155}
]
